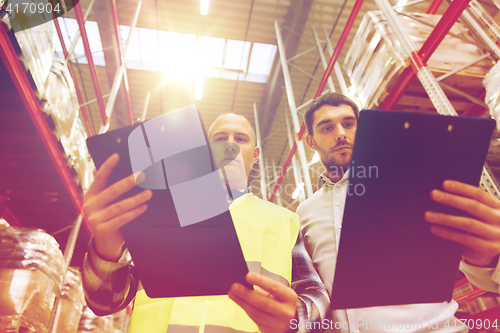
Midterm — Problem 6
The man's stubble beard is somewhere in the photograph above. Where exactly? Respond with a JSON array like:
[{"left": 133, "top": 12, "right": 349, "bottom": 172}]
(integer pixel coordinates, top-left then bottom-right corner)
[{"left": 314, "top": 138, "right": 352, "bottom": 173}]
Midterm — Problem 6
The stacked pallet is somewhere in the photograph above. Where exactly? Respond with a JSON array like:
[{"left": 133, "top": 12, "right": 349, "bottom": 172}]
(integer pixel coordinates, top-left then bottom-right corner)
[
  {"left": 0, "top": 224, "right": 64, "bottom": 333},
  {"left": 343, "top": 11, "right": 493, "bottom": 111}
]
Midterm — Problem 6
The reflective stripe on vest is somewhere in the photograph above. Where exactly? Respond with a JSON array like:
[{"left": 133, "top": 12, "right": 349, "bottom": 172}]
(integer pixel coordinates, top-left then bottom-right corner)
[
  {"left": 127, "top": 193, "right": 299, "bottom": 333},
  {"left": 167, "top": 324, "right": 255, "bottom": 333}
]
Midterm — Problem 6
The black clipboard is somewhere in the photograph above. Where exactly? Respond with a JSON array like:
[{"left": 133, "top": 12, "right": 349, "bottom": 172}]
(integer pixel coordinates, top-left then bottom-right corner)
[
  {"left": 86, "top": 105, "right": 250, "bottom": 298},
  {"left": 330, "top": 110, "right": 495, "bottom": 309}
]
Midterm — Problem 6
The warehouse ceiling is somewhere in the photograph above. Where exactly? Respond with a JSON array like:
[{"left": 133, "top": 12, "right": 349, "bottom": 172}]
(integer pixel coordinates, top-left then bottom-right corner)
[
  {"left": 60, "top": 0, "right": 500, "bottom": 208},
  {"left": 61, "top": 0, "right": 457, "bottom": 208}
]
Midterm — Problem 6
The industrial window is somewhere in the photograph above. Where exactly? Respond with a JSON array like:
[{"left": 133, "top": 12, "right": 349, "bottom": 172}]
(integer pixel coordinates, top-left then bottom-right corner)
[
  {"left": 54, "top": 19, "right": 276, "bottom": 83},
  {"left": 54, "top": 17, "right": 106, "bottom": 66}
]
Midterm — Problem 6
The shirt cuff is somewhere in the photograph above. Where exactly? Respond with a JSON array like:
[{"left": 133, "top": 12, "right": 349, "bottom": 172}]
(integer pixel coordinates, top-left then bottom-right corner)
[
  {"left": 459, "top": 258, "right": 500, "bottom": 293},
  {"left": 87, "top": 237, "right": 132, "bottom": 281}
]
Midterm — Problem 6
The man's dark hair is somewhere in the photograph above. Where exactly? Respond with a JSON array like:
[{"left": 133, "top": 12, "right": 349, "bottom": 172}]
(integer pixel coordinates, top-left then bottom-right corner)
[{"left": 304, "top": 92, "right": 360, "bottom": 135}]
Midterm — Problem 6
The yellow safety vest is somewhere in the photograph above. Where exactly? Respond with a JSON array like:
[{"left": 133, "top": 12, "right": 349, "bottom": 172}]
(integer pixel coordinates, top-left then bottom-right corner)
[{"left": 127, "top": 193, "right": 299, "bottom": 333}]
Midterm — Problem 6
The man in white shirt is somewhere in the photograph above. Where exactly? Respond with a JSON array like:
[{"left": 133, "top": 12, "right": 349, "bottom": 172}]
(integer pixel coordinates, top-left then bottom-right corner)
[{"left": 297, "top": 92, "right": 500, "bottom": 332}]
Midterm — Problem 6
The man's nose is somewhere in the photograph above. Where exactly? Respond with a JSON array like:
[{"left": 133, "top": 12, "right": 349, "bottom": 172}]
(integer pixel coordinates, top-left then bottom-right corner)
[
  {"left": 334, "top": 124, "right": 347, "bottom": 141},
  {"left": 225, "top": 143, "right": 237, "bottom": 153}
]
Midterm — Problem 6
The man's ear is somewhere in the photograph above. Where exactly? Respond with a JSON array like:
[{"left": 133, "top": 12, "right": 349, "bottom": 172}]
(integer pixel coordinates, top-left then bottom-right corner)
[
  {"left": 305, "top": 133, "right": 316, "bottom": 150},
  {"left": 253, "top": 146, "right": 260, "bottom": 163}
]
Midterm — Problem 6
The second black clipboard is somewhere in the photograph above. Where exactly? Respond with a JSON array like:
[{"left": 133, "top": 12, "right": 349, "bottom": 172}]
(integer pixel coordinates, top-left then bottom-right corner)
[{"left": 330, "top": 110, "right": 495, "bottom": 310}]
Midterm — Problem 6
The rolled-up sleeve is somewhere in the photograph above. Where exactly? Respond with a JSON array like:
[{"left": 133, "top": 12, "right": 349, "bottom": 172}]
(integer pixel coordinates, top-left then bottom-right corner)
[
  {"left": 82, "top": 238, "right": 139, "bottom": 316},
  {"left": 292, "top": 233, "right": 330, "bottom": 333}
]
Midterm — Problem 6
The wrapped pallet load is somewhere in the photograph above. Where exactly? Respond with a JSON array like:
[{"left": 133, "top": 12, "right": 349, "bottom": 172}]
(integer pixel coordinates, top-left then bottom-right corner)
[
  {"left": 0, "top": 225, "right": 64, "bottom": 333},
  {"left": 51, "top": 268, "right": 85, "bottom": 333},
  {"left": 40, "top": 59, "right": 94, "bottom": 193},
  {"left": 41, "top": 59, "right": 79, "bottom": 142},
  {"left": 344, "top": 11, "right": 492, "bottom": 109},
  {"left": 12, "top": 20, "right": 55, "bottom": 98},
  {"left": 62, "top": 117, "right": 93, "bottom": 193}
]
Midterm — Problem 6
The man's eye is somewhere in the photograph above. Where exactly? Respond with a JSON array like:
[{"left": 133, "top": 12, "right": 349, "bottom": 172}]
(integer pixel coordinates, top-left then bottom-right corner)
[
  {"left": 322, "top": 126, "right": 331, "bottom": 132},
  {"left": 236, "top": 137, "right": 246, "bottom": 142}
]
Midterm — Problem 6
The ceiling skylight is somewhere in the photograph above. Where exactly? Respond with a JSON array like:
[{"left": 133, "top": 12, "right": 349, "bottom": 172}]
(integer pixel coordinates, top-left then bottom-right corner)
[
  {"left": 163, "top": 32, "right": 197, "bottom": 80},
  {"left": 139, "top": 27, "right": 162, "bottom": 71},
  {"left": 200, "top": 0, "right": 209, "bottom": 15},
  {"left": 224, "top": 40, "right": 251, "bottom": 71},
  {"left": 54, "top": 17, "right": 105, "bottom": 66},
  {"left": 55, "top": 19, "right": 276, "bottom": 84},
  {"left": 201, "top": 36, "right": 225, "bottom": 68},
  {"left": 119, "top": 25, "right": 141, "bottom": 67},
  {"left": 248, "top": 43, "right": 277, "bottom": 75}
]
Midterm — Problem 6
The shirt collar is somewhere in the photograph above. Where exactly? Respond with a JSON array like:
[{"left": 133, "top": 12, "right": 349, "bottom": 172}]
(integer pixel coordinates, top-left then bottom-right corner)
[
  {"left": 231, "top": 186, "right": 250, "bottom": 199},
  {"left": 226, "top": 186, "right": 251, "bottom": 203},
  {"left": 318, "top": 168, "right": 350, "bottom": 188}
]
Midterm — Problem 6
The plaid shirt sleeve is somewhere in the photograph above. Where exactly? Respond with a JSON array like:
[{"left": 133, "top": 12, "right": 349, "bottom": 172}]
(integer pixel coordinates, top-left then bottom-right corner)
[
  {"left": 82, "top": 238, "right": 139, "bottom": 316},
  {"left": 292, "top": 232, "right": 330, "bottom": 333}
]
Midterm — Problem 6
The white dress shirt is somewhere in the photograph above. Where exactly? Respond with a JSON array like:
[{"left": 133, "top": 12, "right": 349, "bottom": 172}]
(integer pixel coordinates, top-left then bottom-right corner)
[{"left": 296, "top": 170, "right": 500, "bottom": 333}]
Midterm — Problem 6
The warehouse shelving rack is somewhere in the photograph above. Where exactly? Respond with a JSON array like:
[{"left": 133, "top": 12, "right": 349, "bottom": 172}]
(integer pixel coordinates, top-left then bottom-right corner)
[
  {"left": 0, "top": 0, "right": 141, "bottom": 244},
  {"left": 0, "top": 29, "right": 89, "bottom": 322},
  {"left": 375, "top": 1, "right": 500, "bottom": 200},
  {"left": 0, "top": 0, "right": 141, "bottom": 330}
]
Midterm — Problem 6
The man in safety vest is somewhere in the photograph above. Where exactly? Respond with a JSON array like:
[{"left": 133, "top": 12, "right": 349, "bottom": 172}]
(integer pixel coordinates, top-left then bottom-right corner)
[
  {"left": 82, "top": 113, "right": 328, "bottom": 333},
  {"left": 295, "top": 92, "right": 500, "bottom": 333}
]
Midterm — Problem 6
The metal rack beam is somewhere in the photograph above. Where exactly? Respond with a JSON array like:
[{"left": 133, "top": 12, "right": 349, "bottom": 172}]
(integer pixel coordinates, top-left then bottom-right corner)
[
  {"left": 312, "top": 26, "right": 335, "bottom": 93},
  {"left": 274, "top": 20, "right": 314, "bottom": 198},
  {"left": 253, "top": 103, "right": 267, "bottom": 200},
  {"left": 0, "top": 197, "right": 22, "bottom": 227},
  {"left": 259, "top": 0, "right": 314, "bottom": 140},
  {"left": 284, "top": 108, "right": 305, "bottom": 203},
  {"left": 74, "top": 2, "right": 107, "bottom": 125},
  {"left": 108, "top": 0, "right": 134, "bottom": 126},
  {"left": 64, "top": 0, "right": 97, "bottom": 62},
  {"left": 462, "top": 1, "right": 500, "bottom": 59},
  {"left": 99, "top": 0, "right": 142, "bottom": 134},
  {"left": 53, "top": 18, "right": 94, "bottom": 136},
  {"left": 322, "top": 26, "right": 349, "bottom": 96},
  {"left": 47, "top": 215, "right": 83, "bottom": 331},
  {"left": 426, "top": 0, "right": 444, "bottom": 14}
]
